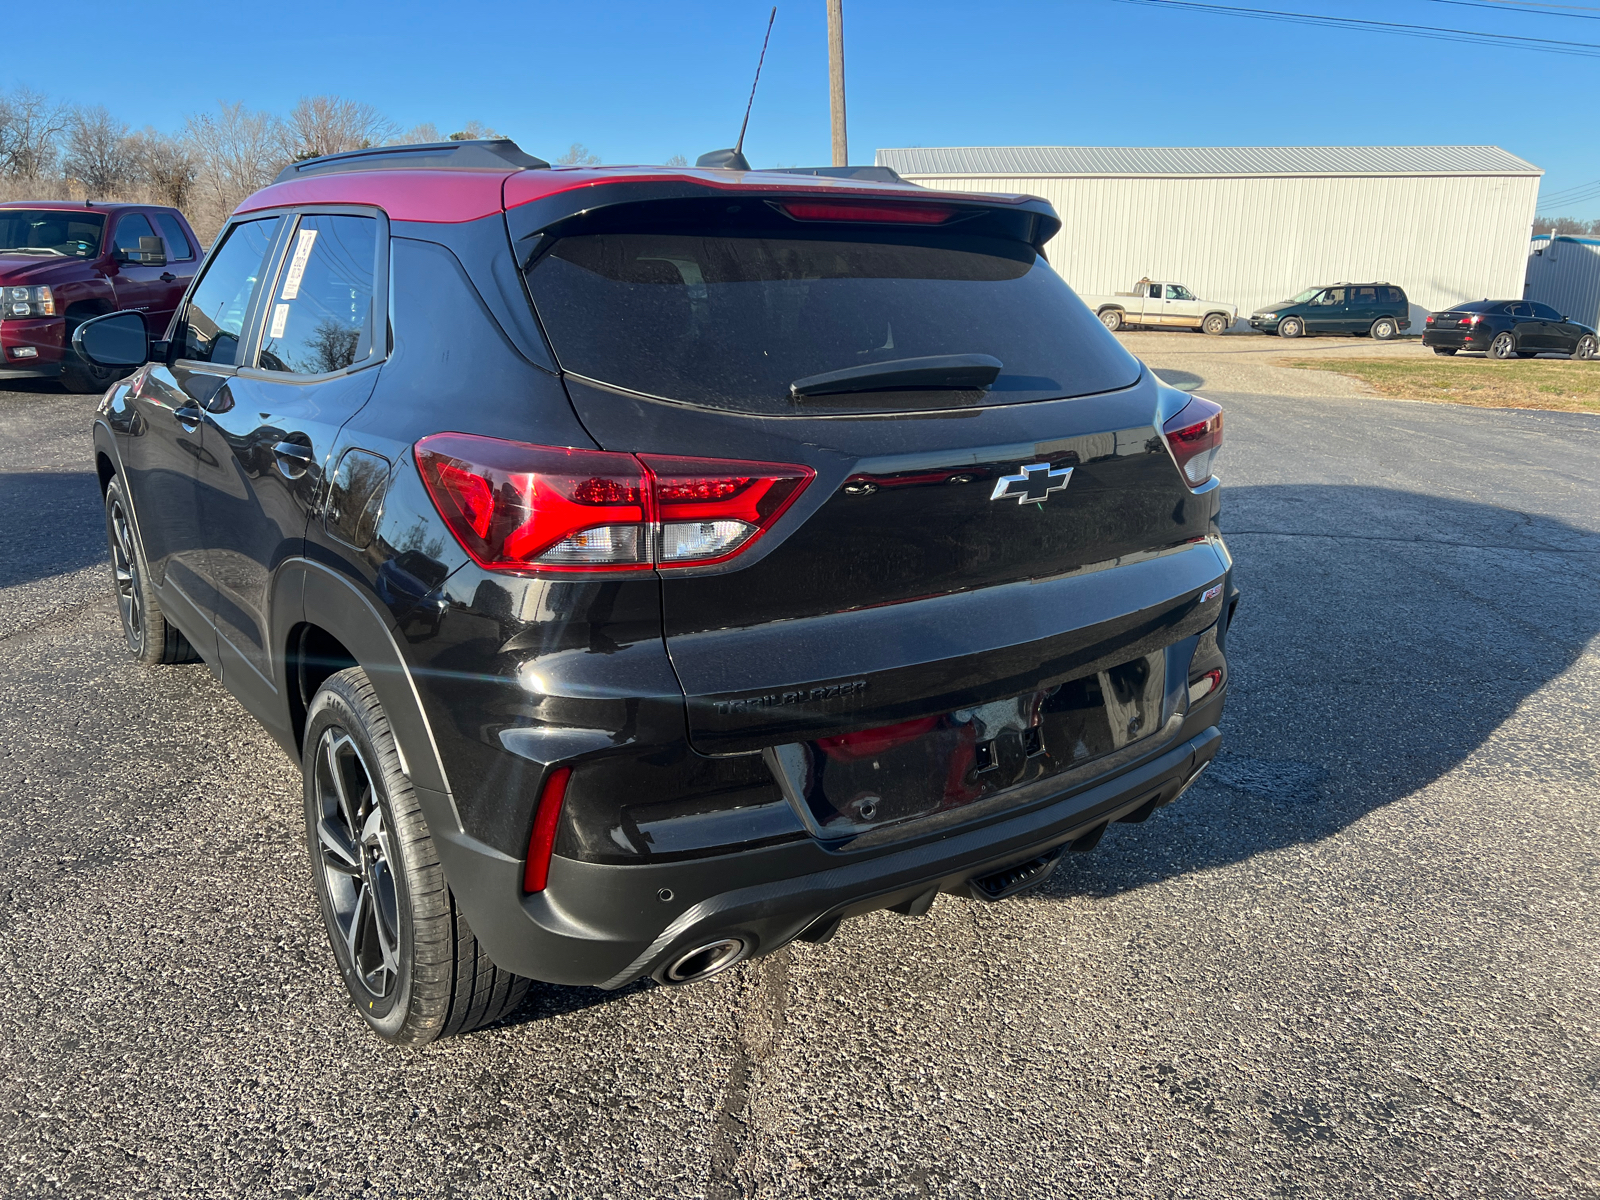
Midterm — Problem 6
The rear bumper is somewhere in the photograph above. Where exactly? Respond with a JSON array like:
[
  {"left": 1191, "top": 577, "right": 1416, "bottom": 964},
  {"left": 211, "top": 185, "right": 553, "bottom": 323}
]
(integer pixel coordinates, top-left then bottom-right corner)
[
  {"left": 0, "top": 316, "right": 68, "bottom": 375},
  {"left": 426, "top": 709, "right": 1224, "bottom": 990},
  {"left": 1422, "top": 330, "right": 1476, "bottom": 350}
]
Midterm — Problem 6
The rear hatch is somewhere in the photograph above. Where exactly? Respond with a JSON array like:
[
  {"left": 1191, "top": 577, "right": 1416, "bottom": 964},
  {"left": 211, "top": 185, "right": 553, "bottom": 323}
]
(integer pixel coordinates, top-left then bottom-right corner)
[{"left": 522, "top": 191, "right": 1227, "bottom": 830}]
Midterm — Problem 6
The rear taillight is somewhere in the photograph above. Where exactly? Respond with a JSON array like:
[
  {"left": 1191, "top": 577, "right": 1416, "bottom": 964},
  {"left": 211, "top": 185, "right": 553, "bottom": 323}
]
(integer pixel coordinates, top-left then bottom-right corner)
[
  {"left": 1425, "top": 314, "right": 1435, "bottom": 325},
  {"left": 1161, "top": 396, "right": 1224, "bottom": 488},
  {"left": 414, "top": 434, "right": 814, "bottom": 573}
]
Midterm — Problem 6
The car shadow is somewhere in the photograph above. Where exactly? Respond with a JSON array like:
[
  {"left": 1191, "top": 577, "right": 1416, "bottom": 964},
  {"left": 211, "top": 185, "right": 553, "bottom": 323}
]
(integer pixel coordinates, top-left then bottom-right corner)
[
  {"left": 0, "top": 471, "right": 107, "bottom": 587},
  {"left": 1038, "top": 482, "right": 1600, "bottom": 901}
]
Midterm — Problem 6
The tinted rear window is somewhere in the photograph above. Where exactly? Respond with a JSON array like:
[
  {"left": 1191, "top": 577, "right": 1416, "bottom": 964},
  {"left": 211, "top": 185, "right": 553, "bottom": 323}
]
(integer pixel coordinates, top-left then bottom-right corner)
[{"left": 526, "top": 212, "right": 1139, "bottom": 415}]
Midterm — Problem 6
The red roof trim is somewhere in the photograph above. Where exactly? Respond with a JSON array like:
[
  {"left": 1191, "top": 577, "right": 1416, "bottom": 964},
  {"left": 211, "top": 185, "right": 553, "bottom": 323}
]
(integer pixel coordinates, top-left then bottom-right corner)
[
  {"left": 234, "top": 169, "right": 515, "bottom": 223},
  {"left": 231, "top": 165, "right": 1037, "bottom": 225}
]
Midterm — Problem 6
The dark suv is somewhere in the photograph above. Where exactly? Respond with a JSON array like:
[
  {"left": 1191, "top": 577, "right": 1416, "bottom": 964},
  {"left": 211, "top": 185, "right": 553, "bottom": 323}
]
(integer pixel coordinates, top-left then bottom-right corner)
[
  {"left": 1249, "top": 282, "right": 1410, "bottom": 340},
  {"left": 0, "top": 202, "right": 199, "bottom": 391},
  {"left": 81, "top": 140, "right": 1235, "bottom": 1044}
]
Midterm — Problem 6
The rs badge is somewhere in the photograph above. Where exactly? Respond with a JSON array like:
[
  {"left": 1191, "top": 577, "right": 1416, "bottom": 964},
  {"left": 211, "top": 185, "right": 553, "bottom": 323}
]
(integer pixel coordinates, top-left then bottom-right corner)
[{"left": 990, "top": 462, "right": 1073, "bottom": 504}]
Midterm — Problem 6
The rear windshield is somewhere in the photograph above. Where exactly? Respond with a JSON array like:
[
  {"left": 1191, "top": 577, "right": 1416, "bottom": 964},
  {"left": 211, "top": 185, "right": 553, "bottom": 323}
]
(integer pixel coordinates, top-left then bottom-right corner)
[{"left": 525, "top": 213, "right": 1140, "bottom": 415}]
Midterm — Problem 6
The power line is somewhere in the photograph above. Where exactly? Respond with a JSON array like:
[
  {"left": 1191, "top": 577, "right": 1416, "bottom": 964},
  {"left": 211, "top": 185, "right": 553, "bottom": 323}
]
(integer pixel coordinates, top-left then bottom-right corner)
[
  {"left": 1111, "top": 0, "right": 1600, "bottom": 55},
  {"left": 1422, "top": 0, "right": 1600, "bottom": 18},
  {"left": 1541, "top": 176, "right": 1600, "bottom": 201}
]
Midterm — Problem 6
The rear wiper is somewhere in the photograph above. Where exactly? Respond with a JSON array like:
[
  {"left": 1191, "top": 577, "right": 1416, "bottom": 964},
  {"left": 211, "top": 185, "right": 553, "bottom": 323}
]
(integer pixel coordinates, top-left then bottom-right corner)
[{"left": 790, "top": 353, "right": 1002, "bottom": 398}]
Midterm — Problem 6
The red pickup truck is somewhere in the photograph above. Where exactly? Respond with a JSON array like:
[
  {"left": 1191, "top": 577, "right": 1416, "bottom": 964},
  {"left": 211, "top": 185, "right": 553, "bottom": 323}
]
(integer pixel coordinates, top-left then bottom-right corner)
[{"left": 0, "top": 201, "right": 201, "bottom": 392}]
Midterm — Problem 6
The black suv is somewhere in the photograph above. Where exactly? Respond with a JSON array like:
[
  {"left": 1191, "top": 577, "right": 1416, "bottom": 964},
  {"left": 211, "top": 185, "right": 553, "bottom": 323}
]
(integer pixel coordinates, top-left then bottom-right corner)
[
  {"left": 1249, "top": 282, "right": 1410, "bottom": 339},
  {"left": 82, "top": 140, "right": 1236, "bottom": 1044}
]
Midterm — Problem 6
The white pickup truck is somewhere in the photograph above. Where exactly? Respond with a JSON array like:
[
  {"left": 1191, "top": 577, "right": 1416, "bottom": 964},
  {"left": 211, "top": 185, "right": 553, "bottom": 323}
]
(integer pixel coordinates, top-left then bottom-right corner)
[{"left": 1077, "top": 279, "right": 1237, "bottom": 335}]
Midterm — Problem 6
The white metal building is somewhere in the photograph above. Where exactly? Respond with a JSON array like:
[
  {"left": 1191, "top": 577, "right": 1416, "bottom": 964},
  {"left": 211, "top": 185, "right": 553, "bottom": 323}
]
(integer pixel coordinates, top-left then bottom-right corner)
[
  {"left": 1525, "top": 234, "right": 1600, "bottom": 329},
  {"left": 875, "top": 146, "right": 1542, "bottom": 324}
]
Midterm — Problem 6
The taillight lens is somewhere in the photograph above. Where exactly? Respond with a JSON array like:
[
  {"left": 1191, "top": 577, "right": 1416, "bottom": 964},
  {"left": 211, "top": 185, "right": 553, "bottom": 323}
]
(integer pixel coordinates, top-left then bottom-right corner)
[
  {"left": 774, "top": 200, "right": 956, "bottom": 224},
  {"left": 1162, "top": 396, "right": 1224, "bottom": 488},
  {"left": 642, "top": 454, "right": 812, "bottom": 566},
  {"left": 414, "top": 434, "right": 814, "bottom": 573}
]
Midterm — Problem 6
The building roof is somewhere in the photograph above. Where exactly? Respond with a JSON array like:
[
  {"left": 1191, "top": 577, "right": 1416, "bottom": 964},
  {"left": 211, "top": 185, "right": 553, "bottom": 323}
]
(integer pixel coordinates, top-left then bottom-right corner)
[
  {"left": 1532, "top": 233, "right": 1600, "bottom": 247},
  {"left": 875, "top": 145, "right": 1542, "bottom": 179}
]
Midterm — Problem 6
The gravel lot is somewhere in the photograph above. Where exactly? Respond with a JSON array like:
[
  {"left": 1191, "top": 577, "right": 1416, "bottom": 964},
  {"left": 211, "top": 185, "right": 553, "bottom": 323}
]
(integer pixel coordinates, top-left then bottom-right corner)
[{"left": 1, "top": 374, "right": 1597, "bottom": 1199}]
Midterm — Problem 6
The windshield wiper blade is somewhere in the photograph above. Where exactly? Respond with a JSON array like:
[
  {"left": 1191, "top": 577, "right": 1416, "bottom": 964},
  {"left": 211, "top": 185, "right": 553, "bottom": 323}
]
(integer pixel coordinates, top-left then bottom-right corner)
[{"left": 791, "top": 353, "right": 1003, "bottom": 398}]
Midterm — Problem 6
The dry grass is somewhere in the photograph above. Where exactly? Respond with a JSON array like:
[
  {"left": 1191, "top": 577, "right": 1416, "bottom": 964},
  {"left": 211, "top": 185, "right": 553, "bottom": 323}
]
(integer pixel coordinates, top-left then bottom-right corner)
[{"left": 1286, "top": 354, "right": 1600, "bottom": 414}]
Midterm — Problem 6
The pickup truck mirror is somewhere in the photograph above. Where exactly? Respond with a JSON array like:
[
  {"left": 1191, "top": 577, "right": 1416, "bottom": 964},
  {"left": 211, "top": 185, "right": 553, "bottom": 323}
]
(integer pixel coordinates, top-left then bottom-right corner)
[
  {"left": 116, "top": 236, "right": 168, "bottom": 267},
  {"left": 72, "top": 310, "right": 150, "bottom": 368}
]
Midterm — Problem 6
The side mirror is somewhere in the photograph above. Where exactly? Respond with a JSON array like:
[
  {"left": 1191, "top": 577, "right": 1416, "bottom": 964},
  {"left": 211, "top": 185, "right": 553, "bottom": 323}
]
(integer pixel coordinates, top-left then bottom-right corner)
[
  {"left": 72, "top": 310, "right": 150, "bottom": 368},
  {"left": 116, "top": 236, "right": 167, "bottom": 266}
]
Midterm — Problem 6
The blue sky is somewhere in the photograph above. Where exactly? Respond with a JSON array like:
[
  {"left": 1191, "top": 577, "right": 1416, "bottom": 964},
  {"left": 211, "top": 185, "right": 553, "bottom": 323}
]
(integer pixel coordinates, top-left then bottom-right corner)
[{"left": 8, "top": 0, "right": 1599, "bottom": 216}]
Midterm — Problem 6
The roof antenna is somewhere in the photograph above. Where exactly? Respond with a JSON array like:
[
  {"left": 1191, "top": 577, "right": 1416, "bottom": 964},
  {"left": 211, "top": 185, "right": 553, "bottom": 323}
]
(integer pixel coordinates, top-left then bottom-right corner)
[{"left": 696, "top": 7, "right": 776, "bottom": 171}]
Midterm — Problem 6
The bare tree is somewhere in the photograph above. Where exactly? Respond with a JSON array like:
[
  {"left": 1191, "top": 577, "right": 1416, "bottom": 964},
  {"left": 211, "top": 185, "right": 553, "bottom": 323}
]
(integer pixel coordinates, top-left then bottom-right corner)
[
  {"left": 392, "top": 122, "right": 442, "bottom": 145},
  {"left": 0, "top": 87, "right": 70, "bottom": 179},
  {"left": 185, "top": 101, "right": 289, "bottom": 214},
  {"left": 63, "top": 106, "right": 135, "bottom": 195},
  {"left": 664, "top": 154, "right": 688, "bottom": 167},
  {"left": 447, "top": 120, "right": 501, "bottom": 142},
  {"left": 1534, "top": 215, "right": 1600, "bottom": 237},
  {"left": 127, "top": 128, "right": 198, "bottom": 209},
  {"left": 284, "top": 95, "right": 397, "bottom": 161},
  {"left": 556, "top": 143, "right": 600, "bottom": 166}
]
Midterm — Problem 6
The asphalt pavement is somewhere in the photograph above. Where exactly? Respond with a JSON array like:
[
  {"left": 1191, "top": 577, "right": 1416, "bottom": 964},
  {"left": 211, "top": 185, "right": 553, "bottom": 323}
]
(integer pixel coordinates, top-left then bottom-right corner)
[{"left": 1, "top": 376, "right": 1597, "bottom": 1199}]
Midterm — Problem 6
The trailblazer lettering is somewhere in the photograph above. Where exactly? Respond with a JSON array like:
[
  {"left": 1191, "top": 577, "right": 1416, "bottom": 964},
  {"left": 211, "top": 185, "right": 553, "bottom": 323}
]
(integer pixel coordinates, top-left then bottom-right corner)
[{"left": 712, "top": 678, "right": 868, "bottom": 715}]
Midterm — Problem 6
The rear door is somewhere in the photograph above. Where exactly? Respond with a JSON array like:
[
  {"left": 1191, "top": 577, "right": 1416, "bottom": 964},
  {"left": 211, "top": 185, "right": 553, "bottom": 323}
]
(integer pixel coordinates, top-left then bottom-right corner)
[
  {"left": 524, "top": 199, "right": 1228, "bottom": 787},
  {"left": 106, "top": 212, "right": 168, "bottom": 321},
  {"left": 1529, "top": 301, "right": 1572, "bottom": 351},
  {"left": 150, "top": 211, "right": 199, "bottom": 333},
  {"left": 1348, "top": 285, "right": 1380, "bottom": 334},
  {"left": 192, "top": 209, "right": 384, "bottom": 713}
]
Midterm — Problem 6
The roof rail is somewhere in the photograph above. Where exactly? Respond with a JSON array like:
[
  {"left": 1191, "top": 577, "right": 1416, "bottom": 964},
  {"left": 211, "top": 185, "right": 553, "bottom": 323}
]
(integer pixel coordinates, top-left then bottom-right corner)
[
  {"left": 274, "top": 139, "right": 548, "bottom": 185},
  {"left": 764, "top": 165, "right": 906, "bottom": 183}
]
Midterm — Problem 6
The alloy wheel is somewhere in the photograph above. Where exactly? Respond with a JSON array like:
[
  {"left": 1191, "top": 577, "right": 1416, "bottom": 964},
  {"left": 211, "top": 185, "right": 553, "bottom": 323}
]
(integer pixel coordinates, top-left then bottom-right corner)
[
  {"left": 107, "top": 496, "right": 143, "bottom": 650},
  {"left": 313, "top": 729, "right": 401, "bottom": 1001},
  {"left": 1490, "top": 333, "right": 1516, "bottom": 359},
  {"left": 1577, "top": 335, "right": 1598, "bottom": 360}
]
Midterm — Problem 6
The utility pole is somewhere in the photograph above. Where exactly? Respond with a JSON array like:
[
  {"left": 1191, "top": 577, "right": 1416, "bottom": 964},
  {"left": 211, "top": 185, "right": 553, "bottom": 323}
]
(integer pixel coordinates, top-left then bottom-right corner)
[{"left": 827, "top": 0, "right": 847, "bottom": 166}]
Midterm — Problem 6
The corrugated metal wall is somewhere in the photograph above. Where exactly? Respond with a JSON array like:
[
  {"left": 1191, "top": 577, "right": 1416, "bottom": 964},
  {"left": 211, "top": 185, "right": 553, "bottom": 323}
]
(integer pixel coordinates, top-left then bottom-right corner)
[
  {"left": 893, "top": 173, "right": 1539, "bottom": 321},
  {"left": 1525, "top": 237, "right": 1600, "bottom": 329}
]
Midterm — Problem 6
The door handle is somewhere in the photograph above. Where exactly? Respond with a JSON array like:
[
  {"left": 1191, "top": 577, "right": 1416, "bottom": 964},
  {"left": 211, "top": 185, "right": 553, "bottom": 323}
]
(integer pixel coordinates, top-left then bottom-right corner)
[
  {"left": 173, "top": 403, "right": 202, "bottom": 432},
  {"left": 160, "top": 272, "right": 176, "bottom": 282},
  {"left": 274, "top": 440, "right": 315, "bottom": 479}
]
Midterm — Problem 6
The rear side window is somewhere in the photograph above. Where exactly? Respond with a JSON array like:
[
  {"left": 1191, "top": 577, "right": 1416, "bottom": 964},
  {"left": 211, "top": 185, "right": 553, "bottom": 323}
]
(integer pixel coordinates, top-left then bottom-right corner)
[
  {"left": 112, "top": 213, "right": 156, "bottom": 254},
  {"left": 154, "top": 213, "right": 194, "bottom": 261},
  {"left": 258, "top": 214, "right": 378, "bottom": 375},
  {"left": 526, "top": 213, "right": 1140, "bottom": 414},
  {"left": 180, "top": 216, "right": 282, "bottom": 365},
  {"left": 1381, "top": 286, "right": 1406, "bottom": 304},
  {"left": 1353, "top": 287, "right": 1378, "bottom": 304}
]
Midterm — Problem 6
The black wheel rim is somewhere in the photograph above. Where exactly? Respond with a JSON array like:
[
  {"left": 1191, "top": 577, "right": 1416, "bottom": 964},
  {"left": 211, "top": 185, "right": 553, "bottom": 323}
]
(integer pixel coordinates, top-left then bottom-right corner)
[
  {"left": 314, "top": 729, "right": 401, "bottom": 1001},
  {"left": 107, "top": 496, "right": 143, "bottom": 649}
]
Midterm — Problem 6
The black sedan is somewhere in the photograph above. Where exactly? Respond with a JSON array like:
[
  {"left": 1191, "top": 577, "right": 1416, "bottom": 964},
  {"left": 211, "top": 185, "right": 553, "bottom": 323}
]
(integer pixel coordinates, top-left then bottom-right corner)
[{"left": 1423, "top": 299, "right": 1599, "bottom": 359}]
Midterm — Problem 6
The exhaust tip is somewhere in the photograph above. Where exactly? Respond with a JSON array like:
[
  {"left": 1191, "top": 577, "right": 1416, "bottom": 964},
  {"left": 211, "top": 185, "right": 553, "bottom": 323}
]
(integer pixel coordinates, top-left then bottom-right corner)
[{"left": 661, "top": 938, "right": 748, "bottom": 984}]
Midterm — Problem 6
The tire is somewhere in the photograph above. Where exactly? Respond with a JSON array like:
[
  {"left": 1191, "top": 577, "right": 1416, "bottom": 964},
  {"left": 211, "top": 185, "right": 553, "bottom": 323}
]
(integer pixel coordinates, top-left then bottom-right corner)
[
  {"left": 303, "top": 667, "right": 529, "bottom": 1045},
  {"left": 1099, "top": 308, "right": 1123, "bottom": 332},
  {"left": 1489, "top": 332, "right": 1517, "bottom": 360},
  {"left": 60, "top": 314, "right": 122, "bottom": 394},
  {"left": 1370, "top": 317, "right": 1397, "bottom": 341},
  {"left": 1573, "top": 334, "right": 1599, "bottom": 361},
  {"left": 1278, "top": 316, "right": 1303, "bottom": 339},
  {"left": 1201, "top": 313, "right": 1229, "bottom": 336},
  {"left": 103, "top": 476, "right": 199, "bottom": 665},
  {"left": 1432, "top": 347, "right": 1458, "bottom": 356}
]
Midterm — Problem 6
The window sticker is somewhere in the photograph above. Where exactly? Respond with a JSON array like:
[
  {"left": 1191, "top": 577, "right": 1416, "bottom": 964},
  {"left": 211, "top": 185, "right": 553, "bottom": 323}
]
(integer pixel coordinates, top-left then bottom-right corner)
[
  {"left": 269, "top": 303, "right": 291, "bottom": 339},
  {"left": 281, "top": 228, "right": 318, "bottom": 300}
]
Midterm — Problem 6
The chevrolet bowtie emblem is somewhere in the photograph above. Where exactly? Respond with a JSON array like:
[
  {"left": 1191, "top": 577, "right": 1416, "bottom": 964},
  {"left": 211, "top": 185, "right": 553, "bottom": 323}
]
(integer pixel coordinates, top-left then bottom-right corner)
[{"left": 990, "top": 462, "right": 1074, "bottom": 504}]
